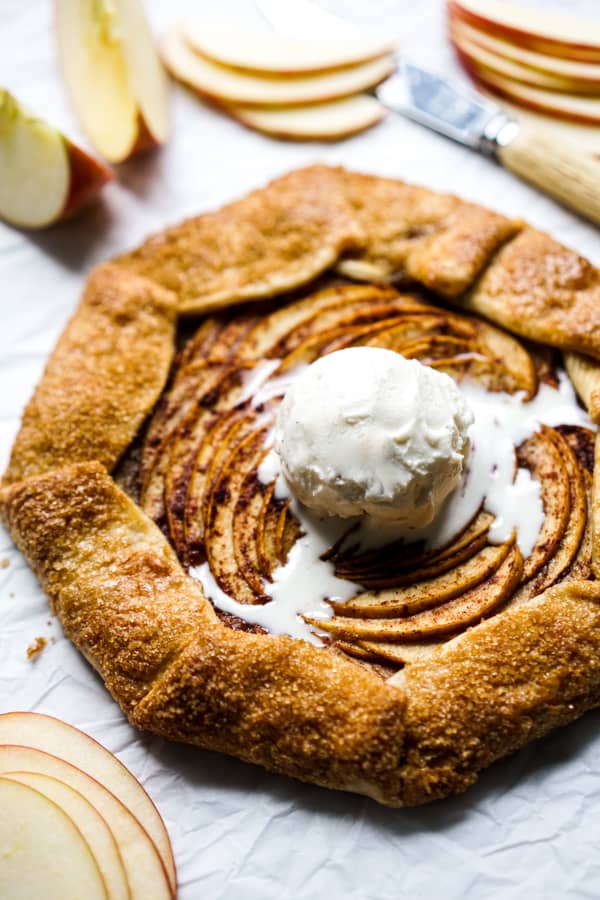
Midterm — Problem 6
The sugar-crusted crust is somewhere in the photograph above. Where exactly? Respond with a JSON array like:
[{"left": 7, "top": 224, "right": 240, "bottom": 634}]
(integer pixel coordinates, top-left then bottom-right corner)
[
  {"left": 3, "top": 463, "right": 600, "bottom": 806},
  {"left": 4, "top": 264, "right": 177, "bottom": 484},
  {"left": 115, "top": 165, "right": 362, "bottom": 315},
  {"left": 3, "top": 165, "right": 600, "bottom": 806}
]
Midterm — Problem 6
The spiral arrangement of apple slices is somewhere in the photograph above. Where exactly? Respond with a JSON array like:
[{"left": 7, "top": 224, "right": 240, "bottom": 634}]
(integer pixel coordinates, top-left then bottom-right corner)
[
  {"left": 448, "top": 0, "right": 600, "bottom": 125},
  {"left": 126, "top": 282, "right": 594, "bottom": 669},
  {"left": 0, "top": 712, "right": 175, "bottom": 899}
]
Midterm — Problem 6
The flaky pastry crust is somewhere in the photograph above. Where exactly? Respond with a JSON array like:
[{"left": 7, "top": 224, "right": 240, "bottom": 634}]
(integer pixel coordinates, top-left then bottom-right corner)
[
  {"left": 4, "top": 264, "right": 177, "bottom": 484},
  {"left": 3, "top": 165, "right": 600, "bottom": 806}
]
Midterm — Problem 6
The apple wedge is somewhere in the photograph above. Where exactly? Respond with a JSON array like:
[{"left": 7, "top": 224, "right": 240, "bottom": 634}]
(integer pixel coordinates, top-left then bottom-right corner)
[
  {"left": 3, "top": 771, "right": 128, "bottom": 900},
  {"left": 225, "top": 94, "right": 386, "bottom": 140},
  {"left": 0, "top": 744, "right": 173, "bottom": 900},
  {"left": 449, "top": 0, "right": 600, "bottom": 62},
  {"left": 0, "top": 777, "right": 107, "bottom": 900},
  {"left": 451, "top": 28, "right": 600, "bottom": 94},
  {"left": 0, "top": 711, "right": 175, "bottom": 895},
  {"left": 164, "top": 27, "right": 395, "bottom": 107},
  {"left": 449, "top": 19, "right": 600, "bottom": 84},
  {"left": 182, "top": 20, "right": 393, "bottom": 75},
  {"left": 0, "top": 90, "right": 112, "bottom": 229},
  {"left": 458, "top": 57, "right": 600, "bottom": 123},
  {"left": 56, "top": 0, "right": 170, "bottom": 163}
]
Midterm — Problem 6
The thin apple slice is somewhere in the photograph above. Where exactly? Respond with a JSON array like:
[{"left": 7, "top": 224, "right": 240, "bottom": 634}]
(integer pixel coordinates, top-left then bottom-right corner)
[
  {"left": 184, "top": 408, "right": 257, "bottom": 563},
  {"left": 205, "top": 425, "right": 274, "bottom": 604},
  {"left": 164, "top": 28, "right": 395, "bottom": 107},
  {"left": 0, "top": 777, "right": 107, "bottom": 900},
  {"left": 451, "top": 28, "right": 600, "bottom": 93},
  {"left": 256, "top": 479, "right": 285, "bottom": 579},
  {"left": 360, "top": 635, "right": 452, "bottom": 666},
  {"left": 3, "top": 771, "right": 128, "bottom": 900},
  {"left": 341, "top": 515, "right": 491, "bottom": 591},
  {"left": 565, "top": 352, "right": 600, "bottom": 424},
  {"left": 237, "top": 284, "right": 410, "bottom": 361},
  {"left": 0, "top": 739, "right": 173, "bottom": 899},
  {"left": 0, "top": 90, "right": 111, "bottom": 228},
  {"left": 517, "top": 427, "right": 572, "bottom": 584},
  {"left": 183, "top": 21, "right": 393, "bottom": 75},
  {"left": 513, "top": 429, "right": 587, "bottom": 604},
  {"left": 0, "top": 712, "right": 175, "bottom": 893},
  {"left": 163, "top": 362, "right": 259, "bottom": 559},
  {"left": 333, "top": 541, "right": 511, "bottom": 618},
  {"left": 450, "top": 19, "right": 600, "bottom": 83},
  {"left": 56, "top": 0, "right": 169, "bottom": 162},
  {"left": 224, "top": 94, "right": 385, "bottom": 140},
  {"left": 116, "top": 0, "right": 170, "bottom": 150},
  {"left": 306, "top": 543, "right": 523, "bottom": 641},
  {"left": 234, "top": 468, "right": 271, "bottom": 595},
  {"left": 335, "top": 510, "right": 493, "bottom": 582},
  {"left": 449, "top": 0, "right": 600, "bottom": 61},
  {"left": 461, "top": 56, "right": 600, "bottom": 123},
  {"left": 266, "top": 294, "right": 425, "bottom": 359},
  {"left": 398, "top": 334, "right": 477, "bottom": 361}
]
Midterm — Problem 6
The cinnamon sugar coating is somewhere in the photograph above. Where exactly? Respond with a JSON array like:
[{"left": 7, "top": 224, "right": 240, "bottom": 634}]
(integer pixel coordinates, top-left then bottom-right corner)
[
  {"left": 3, "top": 465, "right": 600, "bottom": 805},
  {"left": 1, "top": 463, "right": 407, "bottom": 802},
  {"left": 465, "top": 228, "right": 600, "bottom": 361},
  {"left": 3, "top": 165, "right": 600, "bottom": 805},
  {"left": 1, "top": 463, "right": 214, "bottom": 713},
  {"left": 335, "top": 170, "right": 521, "bottom": 297},
  {"left": 3, "top": 265, "right": 177, "bottom": 484},
  {"left": 397, "top": 582, "right": 600, "bottom": 803},
  {"left": 115, "top": 165, "right": 361, "bottom": 314}
]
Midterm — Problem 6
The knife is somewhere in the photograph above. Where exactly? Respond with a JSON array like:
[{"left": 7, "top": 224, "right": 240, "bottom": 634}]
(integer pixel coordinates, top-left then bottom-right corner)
[{"left": 256, "top": 0, "right": 600, "bottom": 226}]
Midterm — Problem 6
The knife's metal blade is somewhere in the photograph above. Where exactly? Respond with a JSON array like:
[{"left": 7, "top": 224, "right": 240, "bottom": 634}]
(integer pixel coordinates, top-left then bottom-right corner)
[
  {"left": 376, "top": 59, "right": 505, "bottom": 152},
  {"left": 255, "top": 0, "right": 357, "bottom": 40}
]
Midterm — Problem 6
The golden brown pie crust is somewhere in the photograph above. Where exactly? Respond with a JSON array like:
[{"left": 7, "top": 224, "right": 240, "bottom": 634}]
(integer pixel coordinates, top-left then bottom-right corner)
[{"left": 3, "top": 165, "right": 600, "bottom": 807}]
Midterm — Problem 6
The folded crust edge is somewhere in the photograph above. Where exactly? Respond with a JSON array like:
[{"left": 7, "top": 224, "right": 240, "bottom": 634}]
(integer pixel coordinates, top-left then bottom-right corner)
[{"left": 3, "top": 463, "right": 600, "bottom": 806}]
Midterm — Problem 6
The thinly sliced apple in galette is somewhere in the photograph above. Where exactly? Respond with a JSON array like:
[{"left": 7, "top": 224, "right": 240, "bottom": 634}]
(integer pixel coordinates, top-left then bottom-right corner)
[{"left": 3, "top": 165, "right": 600, "bottom": 807}]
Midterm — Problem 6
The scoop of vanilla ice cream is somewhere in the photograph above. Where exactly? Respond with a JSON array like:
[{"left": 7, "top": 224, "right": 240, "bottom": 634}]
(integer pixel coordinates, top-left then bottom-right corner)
[{"left": 274, "top": 347, "right": 473, "bottom": 526}]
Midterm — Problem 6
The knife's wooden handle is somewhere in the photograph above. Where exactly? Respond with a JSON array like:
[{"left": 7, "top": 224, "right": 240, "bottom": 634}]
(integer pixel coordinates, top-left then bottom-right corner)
[{"left": 497, "top": 122, "right": 600, "bottom": 225}]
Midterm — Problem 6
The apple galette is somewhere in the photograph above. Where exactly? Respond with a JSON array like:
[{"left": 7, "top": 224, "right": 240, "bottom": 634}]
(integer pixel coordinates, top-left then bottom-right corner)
[{"left": 3, "top": 165, "right": 600, "bottom": 806}]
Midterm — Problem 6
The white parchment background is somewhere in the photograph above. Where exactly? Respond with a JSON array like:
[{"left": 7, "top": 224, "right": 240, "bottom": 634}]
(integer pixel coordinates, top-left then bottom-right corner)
[{"left": 2, "top": 1, "right": 600, "bottom": 898}]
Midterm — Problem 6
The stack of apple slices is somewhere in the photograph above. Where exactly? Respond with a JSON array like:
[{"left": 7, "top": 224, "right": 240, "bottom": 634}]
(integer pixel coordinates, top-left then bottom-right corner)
[
  {"left": 448, "top": 0, "right": 600, "bottom": 125},
  {"left": 0, "top": 712, "right": 175, "bottom": 899},
  {"left": 164, "top": 21, "right": 395, "bottom": 140}
]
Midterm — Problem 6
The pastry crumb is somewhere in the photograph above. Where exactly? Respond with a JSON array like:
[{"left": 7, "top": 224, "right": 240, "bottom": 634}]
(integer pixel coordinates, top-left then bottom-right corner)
[
  {"left": 0, "top": 558, "right": 9, "bottom": 569},
  {"left": 26, "top": 637, "right": 48, "bottom": 660}
]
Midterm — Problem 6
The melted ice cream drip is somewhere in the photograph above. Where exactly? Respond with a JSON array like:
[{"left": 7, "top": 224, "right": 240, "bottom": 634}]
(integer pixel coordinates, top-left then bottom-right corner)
[{"left": 192, "top": 370, "right": 593, "bottom": 643}]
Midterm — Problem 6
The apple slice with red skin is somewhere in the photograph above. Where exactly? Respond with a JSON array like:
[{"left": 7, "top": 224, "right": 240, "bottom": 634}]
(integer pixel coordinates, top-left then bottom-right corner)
[
  {"left": 56, "top": 0, "right": 170, "bottom": 163},
  {"left": 449, "top": 19, "right": 600, "bottom": 84},
  {"left": 458, "top": 54, "right": 600, "bottom": 123},
  {"left": 0, "top": 90, "right": 112, "bottom": 229},
  {"left": 0, "top": 776, "right": 107, "bottom": 900},
  {"left": 0, "top": 712, "right": 175, "bottom": 895},
  {"left": 450, "top": 27, "right": 600, "bottom": 94},
  {"left": 448, "top": 0, "right": 600, "bottom": 62}
]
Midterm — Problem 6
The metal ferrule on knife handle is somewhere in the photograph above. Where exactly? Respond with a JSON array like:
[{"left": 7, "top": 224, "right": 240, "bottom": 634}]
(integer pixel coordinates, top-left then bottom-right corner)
[{"left": 378, "top": 59, "right": 600, "bottom": 226}]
